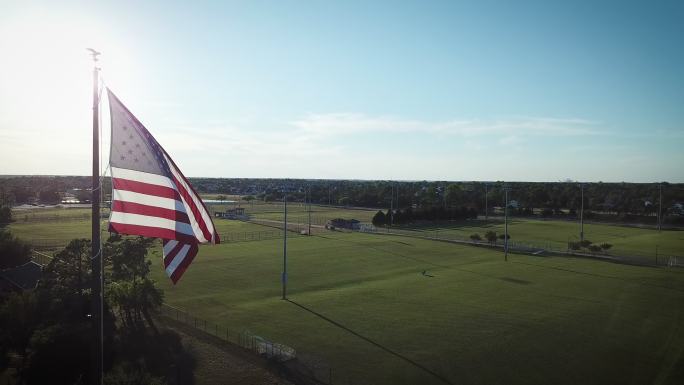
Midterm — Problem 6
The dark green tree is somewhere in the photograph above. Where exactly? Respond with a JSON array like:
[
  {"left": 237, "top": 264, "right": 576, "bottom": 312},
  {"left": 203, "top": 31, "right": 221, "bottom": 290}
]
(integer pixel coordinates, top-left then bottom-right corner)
[
  {"left": 0, "top": 229, "right": 31, "bottom": 269},
  {"left": 372, "top": 210, "right": 386, "bottom": 226},
  {"left": 105, "top": 236, "right": 163, "bottom": 332},
  {"left": 39, "top": 188, "right": 61, "bottom": 204},
  {"left": 485, "top": 231, "right": 498, "bottom": 245},
  {"left": 0, "top": 206, "right": 12, "bottom": 223}
]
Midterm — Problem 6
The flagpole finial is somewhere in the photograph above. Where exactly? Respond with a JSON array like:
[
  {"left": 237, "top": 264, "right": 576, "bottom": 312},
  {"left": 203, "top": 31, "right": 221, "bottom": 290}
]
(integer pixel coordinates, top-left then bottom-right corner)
[{"left": 87, "top": 48, "right": 101, "bottom": 63}]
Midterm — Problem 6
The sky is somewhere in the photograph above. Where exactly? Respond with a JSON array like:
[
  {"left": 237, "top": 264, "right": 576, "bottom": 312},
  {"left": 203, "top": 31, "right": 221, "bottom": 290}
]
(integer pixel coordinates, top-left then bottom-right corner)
[{"left": 0, "top": 0, "right": 682, "bottom": 182}]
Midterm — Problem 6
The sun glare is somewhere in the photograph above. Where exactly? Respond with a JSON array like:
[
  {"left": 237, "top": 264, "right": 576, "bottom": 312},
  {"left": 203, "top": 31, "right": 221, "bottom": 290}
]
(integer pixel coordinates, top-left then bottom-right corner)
[{"left": 0, "top": 8, "right": 129, "bottom": 174}]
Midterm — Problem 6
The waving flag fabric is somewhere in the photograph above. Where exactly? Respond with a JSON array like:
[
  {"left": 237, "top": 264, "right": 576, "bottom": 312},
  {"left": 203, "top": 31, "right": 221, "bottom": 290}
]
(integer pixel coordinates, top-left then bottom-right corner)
[{"left": 107, "top": 89, "right": 219, "bottom": 283}]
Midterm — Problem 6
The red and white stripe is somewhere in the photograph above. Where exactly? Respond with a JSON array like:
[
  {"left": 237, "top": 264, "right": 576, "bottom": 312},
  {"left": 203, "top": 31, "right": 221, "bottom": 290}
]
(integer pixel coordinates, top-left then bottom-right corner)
[{"left": 109, "top": 165, "right": 220, "bottom": 283}]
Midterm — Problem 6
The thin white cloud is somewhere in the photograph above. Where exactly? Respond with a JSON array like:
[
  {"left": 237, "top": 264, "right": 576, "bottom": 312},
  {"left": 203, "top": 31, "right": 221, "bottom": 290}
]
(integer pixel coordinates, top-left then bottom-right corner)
[{"left": 291, "top": 113, "right": 601, "bottom": 137}]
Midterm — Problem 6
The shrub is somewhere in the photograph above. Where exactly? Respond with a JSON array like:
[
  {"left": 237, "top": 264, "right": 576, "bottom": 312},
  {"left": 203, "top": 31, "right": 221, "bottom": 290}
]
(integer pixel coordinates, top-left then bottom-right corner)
[
  {"left": 484, "top": 231, "right": 497, "bottom": 244},
  {"left": 600, "top": 243, "right": 613, "bottom": 252},
  {"left": 371, "top": 210, "right": 386, "bottom": 226},
  {"left": 580, "top": 239, "right": 592, "bottom": 248},
  {"left": 588, "top": 244, "right": 602, "bottom": 253},
  {"left": 470, "top": 233, "right": 481, "bottom": 241}
]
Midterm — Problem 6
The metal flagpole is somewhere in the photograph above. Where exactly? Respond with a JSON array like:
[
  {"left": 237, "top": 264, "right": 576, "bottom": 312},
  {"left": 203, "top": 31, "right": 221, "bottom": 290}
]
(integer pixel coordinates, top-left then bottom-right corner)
[
  {"left": 88, "top": 48, "right": 103, "bottom": 385},
  {"left": 282, "top": 193, "right": 288, "bottom": 299}
]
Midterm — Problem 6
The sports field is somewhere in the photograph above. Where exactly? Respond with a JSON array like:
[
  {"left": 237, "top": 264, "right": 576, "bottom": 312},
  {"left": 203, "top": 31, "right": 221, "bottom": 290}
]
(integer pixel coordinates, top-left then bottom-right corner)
[
  {"left": 6, "top": 206, "right": 684, "bottom": 384},
  {"left": 149, "top": 231, "right": 684, "bottom": 385},
  {"left": 394, "top": 219, "right": 684, "bottom": 260}
]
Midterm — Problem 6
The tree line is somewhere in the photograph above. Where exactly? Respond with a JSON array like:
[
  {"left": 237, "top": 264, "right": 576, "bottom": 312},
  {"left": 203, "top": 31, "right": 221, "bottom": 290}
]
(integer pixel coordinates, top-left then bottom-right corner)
[
  {"left": 372, "top": 206, "right": 479, "bottom": 226},
  {"left": 2, "top": 176, "right": 683, "bottom": 224},
  {"left": 0, "top": 232, "right": 195, "bottom": 384}
]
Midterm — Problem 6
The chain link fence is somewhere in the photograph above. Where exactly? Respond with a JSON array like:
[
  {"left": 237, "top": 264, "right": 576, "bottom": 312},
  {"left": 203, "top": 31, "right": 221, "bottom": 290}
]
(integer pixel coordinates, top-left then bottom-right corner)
[
  {"left": 159, "top": 303, "right": 337, "bottom": 384},
  {"left": 220, "top": 229, "right": 284, "bottom": 243}
]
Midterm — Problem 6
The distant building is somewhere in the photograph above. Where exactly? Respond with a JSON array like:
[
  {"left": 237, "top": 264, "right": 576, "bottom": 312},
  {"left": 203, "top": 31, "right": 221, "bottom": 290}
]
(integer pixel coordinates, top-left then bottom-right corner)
[
  {"left": 0, "top": 261, "right": 43, "bottom": 293},
  {"left": 215, "top": 207, "right": 247, "bottom": 219},
  {"left": 328, "top": 218, "right": 360, "bottom": 230},
  {"left": 671, "top": 203, "right": 684, "bottom": 215},
  {"left": 60, "top": 192, "right": 80, "bottom": 204}
]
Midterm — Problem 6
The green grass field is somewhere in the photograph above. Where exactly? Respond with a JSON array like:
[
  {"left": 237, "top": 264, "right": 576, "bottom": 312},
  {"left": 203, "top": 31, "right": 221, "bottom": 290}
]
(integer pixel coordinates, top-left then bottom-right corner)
[
  {"left": 396, "top": 219, "right": 684, "bottom": 259},
  {"left": 6, "top": 206, "right": 684, "bottom": 384},
  {"left": 149, "top": 231, "right": 684, "bottom": 385}
]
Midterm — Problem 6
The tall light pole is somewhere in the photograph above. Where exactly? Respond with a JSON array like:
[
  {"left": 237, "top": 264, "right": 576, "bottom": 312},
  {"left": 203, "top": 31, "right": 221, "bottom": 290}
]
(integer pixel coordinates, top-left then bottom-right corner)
[
  {"left": 307, "top": 184, "right": 312, "bottom": 235},
  {"left": 658, "top": 183, "right": 662, "bottom": 232},
  {"left": 579, "top": 183, "right": 585, "bottom": 243},
  {"left": 282, "top": 193, "right": 288, "bottom": 300},
  {"left": 390, "top": 183, "right": 394, "bottom": 227},
  {"left": 395, "top": 183, "right": 399, "bottom": 210},
  {"left": 504, "top": 185, "right": 511, "bottom": 262},
  {"left": 484, "top": 183, "right": 489, "bottom": 221}
]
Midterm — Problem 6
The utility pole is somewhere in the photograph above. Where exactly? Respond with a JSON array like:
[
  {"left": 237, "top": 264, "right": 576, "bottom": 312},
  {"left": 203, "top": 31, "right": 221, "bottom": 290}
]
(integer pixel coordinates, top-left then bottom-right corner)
[
  {"left": 579, "top": 183, "right": 585, "bottom": 243},
  {"left": 88, "top": 47, "right": 103, "bottom": 385},
  {"left": 282, "top": 193, "right": 288, "bottom": 300},
  {"left": 504, "top": 185, "right": 511, "bottom": 261}
]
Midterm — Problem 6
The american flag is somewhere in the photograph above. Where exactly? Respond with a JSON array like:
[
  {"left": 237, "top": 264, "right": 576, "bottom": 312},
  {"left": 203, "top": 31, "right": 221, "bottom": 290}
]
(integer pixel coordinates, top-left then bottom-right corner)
[{"left": 107, "top": 89, "right": 220, "bottom": 284}]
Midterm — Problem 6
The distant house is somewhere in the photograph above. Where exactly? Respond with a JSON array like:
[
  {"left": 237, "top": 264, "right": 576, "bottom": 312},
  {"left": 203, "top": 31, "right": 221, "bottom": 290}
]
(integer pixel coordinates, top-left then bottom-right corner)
[
  {"left": 215, "top": 207, "right": 247, "bottom": 219},
  {"left": 328, "top": 218, "right": 360, "bottom": 230},
  {"left": 60, "top": 192, "right": 80, "bottom": 204},
  {"left": 0, "top": 261, "right": 43, "bottom": 293},
  {"left": 671, "top": 203, "right": 684, "bottom": 216}
]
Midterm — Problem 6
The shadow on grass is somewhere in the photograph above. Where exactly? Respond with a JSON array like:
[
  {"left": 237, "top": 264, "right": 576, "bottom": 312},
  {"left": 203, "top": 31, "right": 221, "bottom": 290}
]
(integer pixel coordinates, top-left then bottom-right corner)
[
  {"left": 287, "top": 299, "right": 455, "bottom": 385},
  {"left": 512, "top": 260, "right": 684, "bottom": 292},
  {"left": 499, "top": 277, "right": 531, "bottom": 285},
  {"left": 394, "top": 219, "right": 504, "bottom": 232}
]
